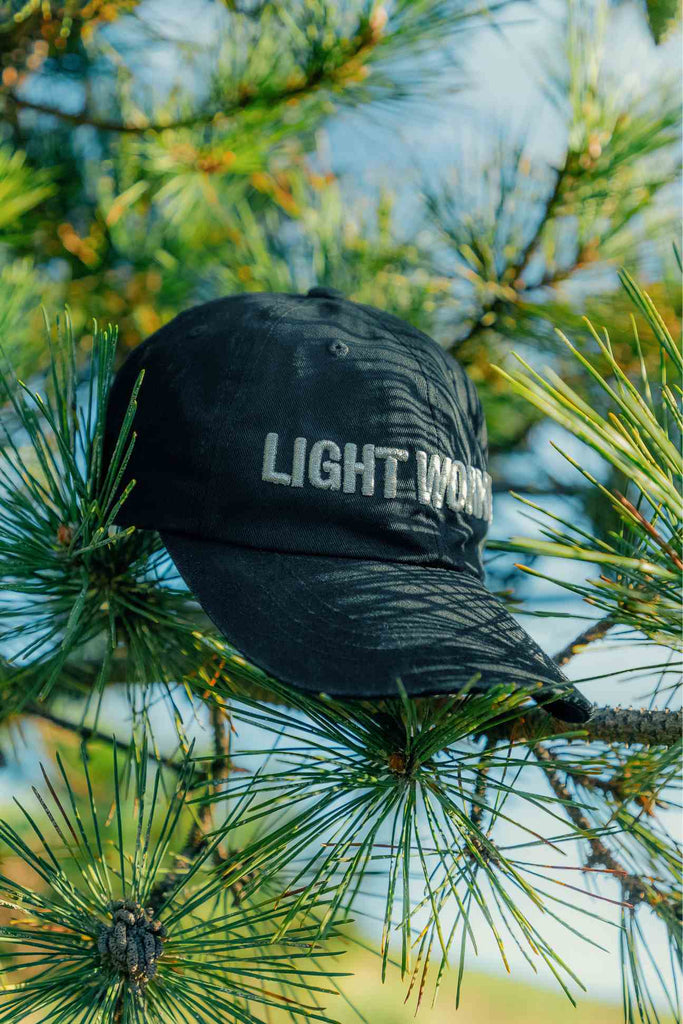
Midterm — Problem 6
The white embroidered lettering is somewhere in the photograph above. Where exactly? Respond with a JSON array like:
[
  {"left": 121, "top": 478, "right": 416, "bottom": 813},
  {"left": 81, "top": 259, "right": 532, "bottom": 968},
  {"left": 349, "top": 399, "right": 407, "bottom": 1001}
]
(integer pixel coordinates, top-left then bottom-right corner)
[
  {"left": 375, "top": 447, "right": 409, "bottom": 498},
  {"left": 309, "top": 440, "right": 342, "bottom": 490},
  {"left": 447, "top": 460, "right": 467, "bottom": 512},
  {"left": 261, "top": 432, "right": 291, "bottom": 486},
  {"left": 466, "top": 468, "right": 489, "bottom": 524},
  {"left": 343, "top": 443, "right": 375, "bottom": 495},
  {"left": 260, "top": 432, "right": 492, "bottom": 522},
  {"left": 291, "top": 436, "right": 307, "bottom": 488},
  {"left": 483, "top": 470, "right": 493, "bottom": 522},
  {"left": 416, "top": 450, "right": 452, "bottom": 510},
  {"left": 466, "top": 465, "right": 485, "bottom": 517}
]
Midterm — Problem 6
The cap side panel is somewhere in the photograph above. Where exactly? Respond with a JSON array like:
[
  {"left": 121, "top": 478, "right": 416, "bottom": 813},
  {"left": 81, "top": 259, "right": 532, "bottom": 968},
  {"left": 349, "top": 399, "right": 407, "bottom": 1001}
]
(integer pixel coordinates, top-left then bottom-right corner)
[
  {"left": 200, "top": 294, "right": 300, "bottom": 536},
  {"left": 194, "top": 295, "right": 448, "bottom": 562},
  {"left": 353, "top": 304, "right": 489, "bottom": 576},
  {"left": 356, "top": 303, "right": 447, "bottom": 565},
  {"left": 106, "top": 294, "right": 293, "bottom": 536}
]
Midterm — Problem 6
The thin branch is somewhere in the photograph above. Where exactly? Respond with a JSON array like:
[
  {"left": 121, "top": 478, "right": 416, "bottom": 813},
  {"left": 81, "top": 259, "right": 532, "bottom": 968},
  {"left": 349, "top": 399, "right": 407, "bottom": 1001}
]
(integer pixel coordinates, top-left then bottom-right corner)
[
  {"left": 532, "top": 742, "right": 626, "bottom": 873},
  {"left": 513, "top": 154, "right": 569, "bottom": 287},
  {"left": 454, "top": 153, "right": 571, "bottom": 349},
  {"left": 4, "top": 28, "right": 379, "bottom": 135},
  {"left": 28, "top": 671, "right": 681, "bottom": 748},
  {"left": 467, "top": 739, "right": 495, "bottom": 860},
  {"left": 532, "top": 743, "right": 669, "bottom": 911},
  {"left": 470, "top": 739, "right": 492, "bottom": 834},
  {"left": 209, "top": 697, "right": 231, "bottom": 789},
  {"left": 575, "top": 705, "right": 682, "bottom": 746},
  {"left": 27, "top": 702, "right": 184, "bottom": 773},
  {"left": 552, "top": 616, "right": 615, "bottom": 667}
]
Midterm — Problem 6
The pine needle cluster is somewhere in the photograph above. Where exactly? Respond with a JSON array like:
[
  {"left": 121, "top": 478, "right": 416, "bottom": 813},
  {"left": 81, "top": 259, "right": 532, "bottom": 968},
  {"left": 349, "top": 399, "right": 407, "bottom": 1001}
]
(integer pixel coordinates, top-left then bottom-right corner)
[{"left": 0, "top": 740, "right": 346, "bottom": 1023}]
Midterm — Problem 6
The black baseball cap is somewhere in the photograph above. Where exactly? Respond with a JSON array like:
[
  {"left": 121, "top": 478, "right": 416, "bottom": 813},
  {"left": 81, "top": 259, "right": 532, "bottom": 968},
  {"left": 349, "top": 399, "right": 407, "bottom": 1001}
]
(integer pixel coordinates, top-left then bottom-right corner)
[{"left": 103, "top": 288, "right": 591, "bottom": 722}]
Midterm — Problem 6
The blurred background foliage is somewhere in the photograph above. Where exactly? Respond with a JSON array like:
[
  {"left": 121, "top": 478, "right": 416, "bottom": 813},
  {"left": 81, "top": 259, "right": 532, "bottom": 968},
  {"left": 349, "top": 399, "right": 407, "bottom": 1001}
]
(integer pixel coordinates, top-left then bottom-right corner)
[{"left": 0, "top": 0, "right": 680, "bottom": 410}]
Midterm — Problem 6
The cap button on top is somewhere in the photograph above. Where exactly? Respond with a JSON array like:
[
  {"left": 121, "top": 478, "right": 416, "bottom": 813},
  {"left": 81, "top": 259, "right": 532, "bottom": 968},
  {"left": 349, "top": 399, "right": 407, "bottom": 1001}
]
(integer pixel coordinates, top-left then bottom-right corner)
[{"left": 306, "top": 286, "right": 345, "bottom": 300}]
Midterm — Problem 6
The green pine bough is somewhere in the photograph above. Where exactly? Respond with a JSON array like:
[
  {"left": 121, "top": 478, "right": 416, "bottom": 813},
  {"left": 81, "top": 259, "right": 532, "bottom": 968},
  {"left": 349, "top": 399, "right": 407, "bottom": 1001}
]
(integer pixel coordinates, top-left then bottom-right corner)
[
  {"left": 491, "top": 267, "right": 682, "bottom": 653},
  {"left": 0, "top": 269, "right": 680, "bottom": 1023},
  {"left": 0, "top": 739, "right": 350, "bottom": 1023}
]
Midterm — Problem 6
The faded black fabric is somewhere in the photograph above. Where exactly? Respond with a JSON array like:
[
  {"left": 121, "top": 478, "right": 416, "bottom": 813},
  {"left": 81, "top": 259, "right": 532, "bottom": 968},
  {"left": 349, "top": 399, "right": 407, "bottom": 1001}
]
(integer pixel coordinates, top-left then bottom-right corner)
[
  {"left": 104, "top": 290, "right": 488, "bottom": 574},
  {"left": 104, "top": 288, "right": 592, "bottom": 722},
  {"left": 164, "top": 534, "right": 591, "bottom": 721}
]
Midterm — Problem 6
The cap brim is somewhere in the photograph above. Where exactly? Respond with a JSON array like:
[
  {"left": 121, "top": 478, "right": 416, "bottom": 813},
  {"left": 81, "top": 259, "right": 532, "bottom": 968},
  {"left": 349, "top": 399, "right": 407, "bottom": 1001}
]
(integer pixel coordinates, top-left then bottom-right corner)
[{"left": 162, "top": 533, "right": 592, "bottom": 723}]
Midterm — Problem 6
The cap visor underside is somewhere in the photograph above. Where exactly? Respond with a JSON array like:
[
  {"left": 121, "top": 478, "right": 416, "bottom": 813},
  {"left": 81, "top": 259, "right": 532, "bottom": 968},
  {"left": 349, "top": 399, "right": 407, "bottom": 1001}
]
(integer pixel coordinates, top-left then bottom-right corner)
[{"left": 162, "top": 533, "right": 592, "bottom": 723}]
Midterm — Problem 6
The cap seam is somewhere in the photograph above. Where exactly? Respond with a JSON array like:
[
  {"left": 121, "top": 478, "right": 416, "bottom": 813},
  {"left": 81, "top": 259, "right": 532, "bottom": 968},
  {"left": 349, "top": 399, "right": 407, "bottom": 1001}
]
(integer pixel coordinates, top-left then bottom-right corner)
[
  {"left": 160, "top": 530, "right": 474, "bottom": 575},
  {"left": 201, "top": 294, "right": 303, "bottom": 535},
  {"left": 356, "top": 305, "right": 447, "bottom": 562}
]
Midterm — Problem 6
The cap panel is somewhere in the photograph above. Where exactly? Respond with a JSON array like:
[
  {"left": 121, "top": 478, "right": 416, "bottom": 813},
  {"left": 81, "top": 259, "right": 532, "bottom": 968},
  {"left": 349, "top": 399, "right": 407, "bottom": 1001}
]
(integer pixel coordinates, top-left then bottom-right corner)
[
  {"left": 433, "top": 348, "right": 490, "bottom": 569},
  {"left": 104, "top": 294, "right": 290, "bottom": 536},
  {"left": 353, "top": 303, "right": 490, "bottom": 574},
  {"left": 200, "top": 293, "right": 446, "bottom": 563},
  {"left": 106, "top": 291, "right": 493, "bottom": 572}
]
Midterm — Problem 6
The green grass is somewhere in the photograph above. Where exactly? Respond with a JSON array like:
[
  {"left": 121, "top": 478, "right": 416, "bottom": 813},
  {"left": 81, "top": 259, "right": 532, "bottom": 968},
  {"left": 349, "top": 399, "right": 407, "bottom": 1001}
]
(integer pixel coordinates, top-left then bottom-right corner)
[{"left": 313, "top": 952, "right": 676, "bottom": 1024}]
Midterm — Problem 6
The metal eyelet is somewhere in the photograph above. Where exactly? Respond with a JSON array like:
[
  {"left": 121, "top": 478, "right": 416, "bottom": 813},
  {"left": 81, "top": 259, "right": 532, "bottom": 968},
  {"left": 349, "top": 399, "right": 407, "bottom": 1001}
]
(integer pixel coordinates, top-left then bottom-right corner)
[{"left": 328, "top": 340, "right": 349, "bottom": 357}]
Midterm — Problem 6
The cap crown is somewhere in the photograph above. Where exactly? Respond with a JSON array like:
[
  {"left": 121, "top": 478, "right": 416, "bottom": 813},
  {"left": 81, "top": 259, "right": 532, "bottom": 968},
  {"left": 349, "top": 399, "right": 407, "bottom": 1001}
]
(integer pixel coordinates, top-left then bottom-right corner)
[{"left": 104, "top": 290, "right": 491, "bottom": 577}]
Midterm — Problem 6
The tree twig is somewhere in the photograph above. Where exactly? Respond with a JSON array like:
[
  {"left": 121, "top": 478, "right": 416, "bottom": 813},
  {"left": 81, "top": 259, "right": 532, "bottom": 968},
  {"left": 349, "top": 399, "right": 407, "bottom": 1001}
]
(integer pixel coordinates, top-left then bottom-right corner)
[
  {"left": 532, "top": 743, "right": 669, "bottom": 911},
  {"left": 575, "top": 706, "right": 682, "bottom": 746},
  {"left": 4, "top": 28, "right": 379, "bottom": 135},
  {"left": 513, "top": 155, "right": 569, "bottom": 287},
  {"left": 455, "top": 154, "right": 571, "bottom": 350},
  {"left": 27, "top": 702, "right": 184, "bottom": 773},
  {"left": 470, "top": 739, "right": 493, "bottom": 834},
  {"left": 552, "top": 616, "right": 615, "bottom": 667},
  {"left": 532, "top": 743, "right": 625, "bottom": 871}
]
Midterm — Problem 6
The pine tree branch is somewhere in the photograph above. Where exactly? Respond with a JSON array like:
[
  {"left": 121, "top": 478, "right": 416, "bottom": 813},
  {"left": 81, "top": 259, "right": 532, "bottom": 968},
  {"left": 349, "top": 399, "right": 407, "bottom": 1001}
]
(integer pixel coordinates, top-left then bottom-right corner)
[
  {"left": 552, "top": 616, "right": 615, "bottom": 667},
  {"left": 576, "top": 706, "right": 682, "bottom": 746},
  {"left": 26, "top": 702, "right": 185, "bottom": 773},
  {"left": 494, "top": 706, "right": 682, "bottom": 746},
  {"left": 470, "top": 741, "right": 492, "bottom": 834},
  {"left": 209, "top": 697, "right": 231, "bottom": 789},
  {"left": 3, "top": 27, "right": 381, "bottom": 135},
  {"left": 21, "top": 661, "right": 681, "bottom": 746},
  {"left": 532, "top": 742, "right": 628, "bottom": 876},
  {"left": 454, "top": 154, "right": 571, "bottom": 348},
  {"left": 468, "top": 739, "right": 494, "bottom": 859},
  {"left": 512, "top": 155, "right": 569, "bottom": 288},
  {"left": 532, "top": 743, "right": 672, "bottom": 912},
  {"left": 208, "top": 697, "right": 231, "bottom": 865}
]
